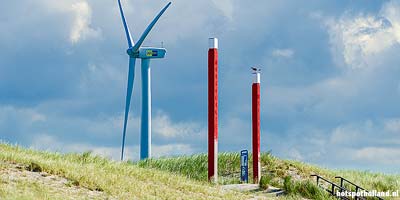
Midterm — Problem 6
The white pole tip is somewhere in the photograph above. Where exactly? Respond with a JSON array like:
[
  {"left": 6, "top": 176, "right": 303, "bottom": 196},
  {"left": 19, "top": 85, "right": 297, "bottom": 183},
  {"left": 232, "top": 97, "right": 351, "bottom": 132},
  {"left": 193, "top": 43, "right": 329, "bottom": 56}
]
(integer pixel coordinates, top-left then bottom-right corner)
[
  {"left": 209, "top": 38, "right": 218, "bottom": 49},
  {"left": 254, "top": 73, "right": 260, "bottom": 83}
]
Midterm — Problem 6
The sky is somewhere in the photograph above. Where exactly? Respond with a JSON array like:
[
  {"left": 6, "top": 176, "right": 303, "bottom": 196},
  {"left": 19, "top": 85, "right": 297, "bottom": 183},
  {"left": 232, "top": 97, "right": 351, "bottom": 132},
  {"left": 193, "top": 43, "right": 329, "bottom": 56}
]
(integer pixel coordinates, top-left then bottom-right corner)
[{"left": 1, "top": 0, "right": 400, "bottom": 174}]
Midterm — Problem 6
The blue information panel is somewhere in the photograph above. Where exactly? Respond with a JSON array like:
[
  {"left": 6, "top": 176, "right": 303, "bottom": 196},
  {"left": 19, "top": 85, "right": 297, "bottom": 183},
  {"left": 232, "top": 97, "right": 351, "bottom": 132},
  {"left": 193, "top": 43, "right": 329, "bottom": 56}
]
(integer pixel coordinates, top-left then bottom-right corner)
[{"left": 240, "top": 150, "right": 248, "bottom": 183}]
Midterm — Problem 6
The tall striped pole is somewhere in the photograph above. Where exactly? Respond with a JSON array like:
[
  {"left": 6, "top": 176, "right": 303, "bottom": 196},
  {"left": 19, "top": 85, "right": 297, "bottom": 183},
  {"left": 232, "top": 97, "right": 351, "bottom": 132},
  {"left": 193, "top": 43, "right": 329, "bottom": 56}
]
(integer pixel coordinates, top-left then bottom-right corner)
[
  {"left": 208, "top": 38, "right": 218, "bottom": 182},
  {"left": 252, "top": 71, "right": 261, "bottom": 183}
]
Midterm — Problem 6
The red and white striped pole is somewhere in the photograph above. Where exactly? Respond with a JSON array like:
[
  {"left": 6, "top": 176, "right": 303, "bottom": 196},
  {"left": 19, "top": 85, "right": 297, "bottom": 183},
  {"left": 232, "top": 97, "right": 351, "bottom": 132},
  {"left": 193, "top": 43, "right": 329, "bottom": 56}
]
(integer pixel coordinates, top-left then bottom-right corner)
[
  {"left": 252, "top": 70, "right": 261, "bottom": 183},
  {"left": 208, "top": 38, "right": 218, "bottom": 182}
]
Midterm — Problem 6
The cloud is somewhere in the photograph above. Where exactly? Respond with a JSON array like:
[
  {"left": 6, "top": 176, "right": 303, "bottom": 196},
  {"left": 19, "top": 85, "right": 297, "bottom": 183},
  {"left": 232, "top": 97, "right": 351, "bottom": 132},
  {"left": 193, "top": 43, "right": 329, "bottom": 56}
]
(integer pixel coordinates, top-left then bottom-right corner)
[
  {"left": 29, "top": 133, "right": 131, "bottom": 159},
  {"left": 353, "top": 147, "right": 400, "bottom": 165},
  {"left": 0, "top": 106, "right": 47, "bottom": 144},
  {"left": 152, "top": 144, "right": 195, "bottom": 158},
  {"left": 111, "top": 0, "right": 236, "bottom": 46},
  {"left": 30, "top": 133, "right": 195, "bottom": 161},
  {"left": 211, "top": 0, "right": 235, "bottom": 20},
  {"left": 384, "top": 118, "right": 400, "bottom": 133},
  {"left": 70, "top": 1, "right": 101, "bottom": 44},
  {"left": 0, "top": 103, "right": 204, "bottom": 160},
  {"left": 153, "top": 111, "right": 206, "bottom": 139},
  {"left": 268, "top": 118, "right": 400, "bottom": 172},
  {"left": 0, "top": 106, "right": 46, "bottom": 127},
  {"left": 287, "top": 148, "right": 304, "bottom": 161},
  {"left": 272, "top": 48, "right": 294, "bottom": 58},
  {"left": 330, "top": 125, "right": 362, "bottom": 145},
  {"left": 382, "top": 0, "right": 400, "bottom": 41},
  {"left": 326, "top": 0, "right": 400, "bottom": 69}
]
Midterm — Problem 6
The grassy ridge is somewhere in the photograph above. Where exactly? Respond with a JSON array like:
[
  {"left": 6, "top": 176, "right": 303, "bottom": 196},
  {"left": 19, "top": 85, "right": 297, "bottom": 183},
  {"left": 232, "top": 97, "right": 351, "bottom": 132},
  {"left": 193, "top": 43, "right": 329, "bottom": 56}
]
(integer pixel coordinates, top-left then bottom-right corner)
[
  {"left": 1, "top": 143, "right": 399, "bottom": 199},
  {"left": 0, "top": 143, "right": 249, "bottom": 200},
  {"left": 138, "top": 153, "right": 400, "bottom": 199}
]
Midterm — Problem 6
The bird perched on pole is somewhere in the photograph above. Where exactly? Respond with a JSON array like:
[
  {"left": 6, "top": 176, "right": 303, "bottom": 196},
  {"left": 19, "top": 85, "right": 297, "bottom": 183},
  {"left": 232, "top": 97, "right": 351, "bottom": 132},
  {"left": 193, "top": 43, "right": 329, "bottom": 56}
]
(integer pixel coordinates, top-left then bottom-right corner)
[{"left": 251, "top": 67, "right": 261, "bottom": 73}]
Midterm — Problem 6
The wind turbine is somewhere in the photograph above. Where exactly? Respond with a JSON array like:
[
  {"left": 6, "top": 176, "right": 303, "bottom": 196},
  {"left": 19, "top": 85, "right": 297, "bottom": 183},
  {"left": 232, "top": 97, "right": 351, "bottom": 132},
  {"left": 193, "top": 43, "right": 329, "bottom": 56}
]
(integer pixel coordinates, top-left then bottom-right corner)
[{"left": 118, "top": 0, "right": 171, "bottom": 161}]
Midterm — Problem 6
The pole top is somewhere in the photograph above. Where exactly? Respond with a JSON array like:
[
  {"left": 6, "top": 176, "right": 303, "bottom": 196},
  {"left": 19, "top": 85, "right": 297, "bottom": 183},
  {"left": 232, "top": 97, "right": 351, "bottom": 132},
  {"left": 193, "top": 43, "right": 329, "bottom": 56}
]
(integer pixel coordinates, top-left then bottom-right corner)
[
  {"left": 253, "top": 73, "right": 260, "bottom": 83},
  {"left": 209, "top": 38, "right": 218, "bottom": 49},
  {"left": 251, "top": 67, "right": 261, "bottom": 83}
]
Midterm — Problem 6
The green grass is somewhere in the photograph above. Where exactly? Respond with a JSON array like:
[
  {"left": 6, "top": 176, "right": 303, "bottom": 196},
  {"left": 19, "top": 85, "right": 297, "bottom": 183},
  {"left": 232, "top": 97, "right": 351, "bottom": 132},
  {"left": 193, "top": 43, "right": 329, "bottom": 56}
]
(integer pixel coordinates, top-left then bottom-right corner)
[
  {"left": 0, "top": 143, "right": 249, "bottom": 199},
  {"left": 138, "top": 152, "right": 400, "bottom": 199},
  {"left": 0, "top": 178, "right": 101, "bottom": 200},
  {"left": 1, "top": 143, "right": 399, "bottom": 200},
  {"left": 283, "top": 176, "right": 335, "bottom": 200}
]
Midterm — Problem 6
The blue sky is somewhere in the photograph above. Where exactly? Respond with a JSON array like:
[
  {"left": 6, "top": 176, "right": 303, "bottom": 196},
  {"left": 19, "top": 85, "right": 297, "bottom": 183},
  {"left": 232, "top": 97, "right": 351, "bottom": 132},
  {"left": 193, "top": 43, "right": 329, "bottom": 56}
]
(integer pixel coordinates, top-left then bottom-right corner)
[{"left": 1, "top": 0, "right": 400, "bottom": 174}]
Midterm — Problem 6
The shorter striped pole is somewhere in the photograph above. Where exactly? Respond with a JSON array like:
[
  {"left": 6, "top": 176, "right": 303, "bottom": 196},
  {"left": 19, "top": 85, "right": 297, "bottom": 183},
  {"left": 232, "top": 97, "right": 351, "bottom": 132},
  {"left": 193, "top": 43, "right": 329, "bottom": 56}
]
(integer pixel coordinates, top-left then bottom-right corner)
[{"left": 252, "top": 71, "right": 261, "bottom": 183}]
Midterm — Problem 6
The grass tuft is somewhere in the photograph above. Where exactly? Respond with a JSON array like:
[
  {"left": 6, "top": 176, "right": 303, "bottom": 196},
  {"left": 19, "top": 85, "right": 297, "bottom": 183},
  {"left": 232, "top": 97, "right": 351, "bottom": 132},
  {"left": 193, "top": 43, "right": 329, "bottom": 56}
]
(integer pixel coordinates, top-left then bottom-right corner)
[
  {"left": 26, "top": 162, "right": 43, "bottom": 172},
  {"left": 259, "top": 174, "right": 272, "bottom": 190},
  {"left": 283, "top": 176, "right": 335, "bottom": 200}
]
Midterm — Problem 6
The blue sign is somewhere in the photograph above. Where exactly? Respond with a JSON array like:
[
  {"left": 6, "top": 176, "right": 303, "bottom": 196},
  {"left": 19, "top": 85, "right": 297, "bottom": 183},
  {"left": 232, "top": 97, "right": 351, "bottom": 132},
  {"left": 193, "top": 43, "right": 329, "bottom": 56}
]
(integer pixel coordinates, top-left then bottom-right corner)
[{"left": 240, "top": 150, "right": 248, "bottom": 183}]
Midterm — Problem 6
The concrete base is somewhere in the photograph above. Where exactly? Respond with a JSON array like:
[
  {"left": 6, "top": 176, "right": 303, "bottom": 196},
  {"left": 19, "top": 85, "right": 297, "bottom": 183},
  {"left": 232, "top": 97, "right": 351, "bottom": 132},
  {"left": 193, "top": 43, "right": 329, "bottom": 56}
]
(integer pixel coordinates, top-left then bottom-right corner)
[
  {"left": 221, "top": 184, "right": 285, "bottom": 196},
  {"left": 221, "top": 184, "right": 259, "bottom": 192}
]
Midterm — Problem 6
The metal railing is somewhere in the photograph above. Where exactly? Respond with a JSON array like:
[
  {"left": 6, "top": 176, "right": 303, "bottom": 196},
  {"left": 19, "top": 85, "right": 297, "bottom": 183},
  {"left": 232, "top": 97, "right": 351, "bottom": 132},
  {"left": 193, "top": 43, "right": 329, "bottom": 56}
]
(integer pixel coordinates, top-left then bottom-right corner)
[
  {"left": 335, "top": 176, "right": 384, "bottom": 200},
  {"left": 311, "top": 174, "right": 351, "bottom": 200}
]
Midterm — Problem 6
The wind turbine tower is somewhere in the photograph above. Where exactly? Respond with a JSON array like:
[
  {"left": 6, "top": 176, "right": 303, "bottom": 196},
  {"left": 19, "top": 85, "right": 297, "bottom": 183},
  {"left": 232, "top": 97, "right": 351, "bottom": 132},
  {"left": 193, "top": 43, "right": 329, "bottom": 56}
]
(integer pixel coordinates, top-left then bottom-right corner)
[{"left": 118, "top": 0, "right": 172, "bottom": 160}]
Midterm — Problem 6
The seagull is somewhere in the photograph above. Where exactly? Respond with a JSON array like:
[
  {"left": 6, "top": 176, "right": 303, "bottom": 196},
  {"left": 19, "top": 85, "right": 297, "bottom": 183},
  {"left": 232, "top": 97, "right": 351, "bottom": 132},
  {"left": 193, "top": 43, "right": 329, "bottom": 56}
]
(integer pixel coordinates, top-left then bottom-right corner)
[{"left": 251, "top": 67, "right": 261, "bottom": 72}]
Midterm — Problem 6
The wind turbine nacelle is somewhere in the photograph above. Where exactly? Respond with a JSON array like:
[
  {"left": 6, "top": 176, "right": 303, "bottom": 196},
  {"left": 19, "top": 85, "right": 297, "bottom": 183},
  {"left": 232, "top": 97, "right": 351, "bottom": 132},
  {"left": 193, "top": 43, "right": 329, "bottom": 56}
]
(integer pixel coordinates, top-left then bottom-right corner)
[{"left": 134, "top": 47, "right": 166, "bottom": 59}]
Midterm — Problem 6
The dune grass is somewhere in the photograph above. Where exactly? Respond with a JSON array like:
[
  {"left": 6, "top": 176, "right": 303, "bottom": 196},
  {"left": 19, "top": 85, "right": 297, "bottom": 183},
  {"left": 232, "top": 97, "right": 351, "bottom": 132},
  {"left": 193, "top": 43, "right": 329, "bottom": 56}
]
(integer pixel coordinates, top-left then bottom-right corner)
[
  {"left": 1, "top": 142, "right": 398, "bottom": 199},
  {"left": 0, "top": 143, "right": 249, "bottom": 200},
  {"left": 138, "top": 152, "right": 400, "bottom": 199}
]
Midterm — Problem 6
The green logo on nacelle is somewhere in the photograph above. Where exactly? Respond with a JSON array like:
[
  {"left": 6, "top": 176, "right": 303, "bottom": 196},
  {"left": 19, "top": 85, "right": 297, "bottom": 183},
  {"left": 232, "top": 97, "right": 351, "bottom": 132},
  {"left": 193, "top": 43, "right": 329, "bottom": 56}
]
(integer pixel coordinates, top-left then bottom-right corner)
[{"left": 146, "top": 50, "right": 158, "bottom": 57}]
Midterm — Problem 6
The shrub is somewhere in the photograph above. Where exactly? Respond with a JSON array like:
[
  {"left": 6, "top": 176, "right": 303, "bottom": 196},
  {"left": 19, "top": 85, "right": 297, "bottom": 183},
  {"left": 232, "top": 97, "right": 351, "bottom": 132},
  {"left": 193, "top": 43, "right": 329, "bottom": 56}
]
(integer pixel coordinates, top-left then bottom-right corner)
[{"left": 259, "top": 174, "right": 273, "bottom": 190}]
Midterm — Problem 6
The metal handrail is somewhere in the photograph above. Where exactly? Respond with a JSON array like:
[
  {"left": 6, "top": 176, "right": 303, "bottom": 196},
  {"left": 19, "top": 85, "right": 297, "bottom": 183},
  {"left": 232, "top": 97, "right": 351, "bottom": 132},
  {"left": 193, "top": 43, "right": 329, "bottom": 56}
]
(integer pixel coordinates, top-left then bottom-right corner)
[
  {"left": 335, "top": 176, "right": 384, "bottom": 200},
  {"left": 311, "top": 175, "right": 351, "bottom": 200},
  {"left": 335, "top": 176, "right": 367, "bottom": 190}
]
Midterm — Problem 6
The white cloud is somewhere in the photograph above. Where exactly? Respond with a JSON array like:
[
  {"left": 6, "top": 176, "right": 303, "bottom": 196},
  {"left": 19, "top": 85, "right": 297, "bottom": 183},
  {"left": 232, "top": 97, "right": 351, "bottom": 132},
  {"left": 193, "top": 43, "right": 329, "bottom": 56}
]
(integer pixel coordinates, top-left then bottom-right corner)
[
  {"left": 19, "top": 0, "right": 103, "bottom": 45},
  {"left": 30, "top": 134, "right": 61, "bottom": 151},
  {"left": 265, "top": 74, "right": 361, "bottom": 120},
  {"left": 30, "top": 133, "right": 194, "bottom": 161},
  {"left": 30, "top": 134, "right": 135, "bottom": 160},
  {"left": 384, "top": 118, "right": 400, "bottom": 133},
  {"left": 330, "top": 125, "right": 362, "bottom": 145},
  {"left": 353, "top": 147, "right": 400, "bottom": 165},
  {"left": 0, "top": 106, "right": 46, "bottom": 125},
  {"left": 70, "top": 1, "right": 101, "bottom": 44},
  {"left": 153, "top": 111, "right": 206, "bottom": 138},
  {"left": 211, "top": 0, "right": 234, "bottom": 20},
  {"left": 287, "top": 148, "right": 304, "bottom": 161},
  {"left": 19, "top": 108, "right": 204, "bottom": 160},
  {"left": 267, "top": 118, "right": 400, "bottom": 172},
  {"left": 78, "top": 62, "right": 125, "bottom": 97},
  {"left": 326, "top": 0, "right": 400, "bottom": 69},
  {"left": 219, "top": 117, "right": 251, "bottom": 149},
  {"left": 333, "top": 119, "right": 400, "bottom": 165},
  {"left": 115, "top": 0, "right": 236, "bottom": 45},
  {"left": 272, "top": 48, "right": 294, "bottom": 58},
  {"left": 382, "top": 0, "right": 400, "bottom": 42},
  {"left": 152, "top": 144, "right": 194, "bottom": 158}
]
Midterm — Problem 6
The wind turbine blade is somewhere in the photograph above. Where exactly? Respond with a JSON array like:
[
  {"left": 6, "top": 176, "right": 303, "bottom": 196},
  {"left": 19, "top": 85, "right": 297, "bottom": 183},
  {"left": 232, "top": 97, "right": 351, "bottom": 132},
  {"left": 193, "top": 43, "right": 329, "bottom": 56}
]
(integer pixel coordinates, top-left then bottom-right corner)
[
  {"left": 132, "top": 2, "right": 171, "bottom": 51},
  {"left": 118, "top": 0, "right": 134, "bottom": 48},
  {"left": 121, "top": 57, "right": 136, "bottom": 161}
]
